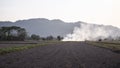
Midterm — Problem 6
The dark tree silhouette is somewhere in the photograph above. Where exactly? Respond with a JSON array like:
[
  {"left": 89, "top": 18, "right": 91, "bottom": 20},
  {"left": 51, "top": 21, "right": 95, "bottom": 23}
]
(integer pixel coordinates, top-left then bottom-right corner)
[
  {"left": 0, "top": 26, "right": 27, "bottom": 41},
  {"left": 46, "top": 35, "right": 53, "bottom": 40},
  {"left": 31, "top": 34, "right": 40, "bottom": 40},
  {"left": 57, "top": 36, "right": 63, "bottom": 41}
]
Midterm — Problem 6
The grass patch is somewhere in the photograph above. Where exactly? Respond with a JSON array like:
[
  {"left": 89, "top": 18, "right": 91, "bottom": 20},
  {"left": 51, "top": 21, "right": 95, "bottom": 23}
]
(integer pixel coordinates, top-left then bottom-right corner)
[
  {"left": 0, "top": 41, "right": 60, "bottom": 55},
  {"left": 86, "top": 41, "right": 120, "bottom": 53}
]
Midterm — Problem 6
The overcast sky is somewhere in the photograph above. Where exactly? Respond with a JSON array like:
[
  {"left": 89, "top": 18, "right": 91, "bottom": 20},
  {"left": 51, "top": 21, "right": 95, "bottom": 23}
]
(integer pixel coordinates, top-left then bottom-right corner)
[{"left": 0, "top": 0, "right": 120, "bottom": 28}]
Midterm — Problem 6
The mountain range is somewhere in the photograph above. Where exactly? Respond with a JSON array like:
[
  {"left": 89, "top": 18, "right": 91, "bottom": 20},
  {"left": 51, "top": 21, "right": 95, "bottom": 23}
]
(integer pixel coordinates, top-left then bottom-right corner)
[{"left": 0, "top": 18, "right": 81, "bottom": 37}]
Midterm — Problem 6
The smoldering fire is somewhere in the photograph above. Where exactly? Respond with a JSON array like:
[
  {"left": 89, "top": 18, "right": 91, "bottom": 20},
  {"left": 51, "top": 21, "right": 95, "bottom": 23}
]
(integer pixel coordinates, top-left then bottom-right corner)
[{"left": 63, "top": 23, "right": 120, "bottom": 41}]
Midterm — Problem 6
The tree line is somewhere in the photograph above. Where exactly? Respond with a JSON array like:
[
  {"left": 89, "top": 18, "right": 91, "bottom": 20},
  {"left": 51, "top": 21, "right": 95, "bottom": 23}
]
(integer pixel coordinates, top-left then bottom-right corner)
[
  {"left": 0, "top": 26, "right": 27, "bottom": 41},
  {"left": 29, "top": 34, "right": 63, "bottom": 41},
  {"left": 0, "top": 26, "right": 63, "bottom": 41}
]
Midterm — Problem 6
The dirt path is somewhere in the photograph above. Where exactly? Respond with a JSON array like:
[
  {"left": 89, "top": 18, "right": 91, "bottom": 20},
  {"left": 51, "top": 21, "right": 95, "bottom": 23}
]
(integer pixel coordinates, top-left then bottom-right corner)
[{"left": 0, "top": 42, "right": 120, "bottom": 68}]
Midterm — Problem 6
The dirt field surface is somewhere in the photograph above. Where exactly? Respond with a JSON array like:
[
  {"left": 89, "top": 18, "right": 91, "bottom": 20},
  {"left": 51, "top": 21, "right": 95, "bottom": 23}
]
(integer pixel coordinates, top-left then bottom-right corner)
[
  {"left": 0, "top": 44, "right": 32, "bottom": 48},
  {"left": 0, "top": 41, "right": 40, "bottom": 48},
  {"left": 0, "top": 42, "right": 120, "bottom": 68}
]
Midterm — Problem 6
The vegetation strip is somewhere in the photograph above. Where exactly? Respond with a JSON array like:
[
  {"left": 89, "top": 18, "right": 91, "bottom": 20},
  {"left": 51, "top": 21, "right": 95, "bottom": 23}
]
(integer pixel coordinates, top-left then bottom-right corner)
[
  {"left": 86, "top": 41, "right": 120, "bottom": 53},
  {"left": 0, "top": 41, "right": 60, "bottom": 55}
]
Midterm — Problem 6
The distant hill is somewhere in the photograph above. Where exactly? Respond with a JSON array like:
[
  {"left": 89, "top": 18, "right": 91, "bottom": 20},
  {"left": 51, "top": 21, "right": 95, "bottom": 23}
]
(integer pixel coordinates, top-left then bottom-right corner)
[{"left": 0, "top": 18, "right": 82, "bottom": 37}]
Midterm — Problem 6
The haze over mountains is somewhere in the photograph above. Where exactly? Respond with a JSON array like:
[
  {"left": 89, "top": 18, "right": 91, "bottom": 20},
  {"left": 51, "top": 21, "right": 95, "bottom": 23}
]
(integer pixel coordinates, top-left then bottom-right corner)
[
  {"left": 0, "top": 18, "right": 80, "bottom": 37},
  {"left": 0, "top": 18, "right": 120, "bottom": 41}
]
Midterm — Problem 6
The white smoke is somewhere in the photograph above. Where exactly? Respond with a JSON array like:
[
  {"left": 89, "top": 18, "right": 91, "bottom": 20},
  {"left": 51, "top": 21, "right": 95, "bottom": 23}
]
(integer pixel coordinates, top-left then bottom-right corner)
[{"left": 62, "top": 23, "right": 120, "bottom": 41}]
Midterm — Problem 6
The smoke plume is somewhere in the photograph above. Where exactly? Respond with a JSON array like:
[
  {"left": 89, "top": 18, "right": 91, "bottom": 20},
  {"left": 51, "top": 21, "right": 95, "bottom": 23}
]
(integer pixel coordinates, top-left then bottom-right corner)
[{"left": 62, "top": 23, "right": 120, "bottom": 41}]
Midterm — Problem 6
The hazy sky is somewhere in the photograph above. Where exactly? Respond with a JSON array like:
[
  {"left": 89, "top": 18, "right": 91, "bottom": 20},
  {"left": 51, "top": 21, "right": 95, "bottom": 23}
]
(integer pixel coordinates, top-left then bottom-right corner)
[{"left": 0, "top": 0, "right": 120, "bottom": 28}]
